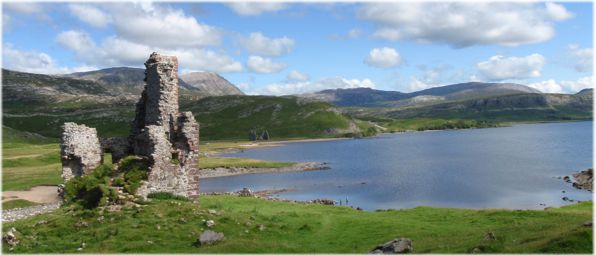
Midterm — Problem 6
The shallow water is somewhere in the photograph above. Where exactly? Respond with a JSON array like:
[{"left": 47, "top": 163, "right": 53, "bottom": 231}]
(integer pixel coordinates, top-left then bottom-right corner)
[{"left": 200, "top": 121, "right": 593, "bottom": 210}]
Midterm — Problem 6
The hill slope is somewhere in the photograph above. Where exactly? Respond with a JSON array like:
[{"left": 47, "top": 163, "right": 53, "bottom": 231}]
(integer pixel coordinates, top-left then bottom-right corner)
[
  {"left": 301, "top": 82, "right": 542, "bottom": 107},
  {"left": 180, "top": 72, "right": 244, "bottom": 96}
]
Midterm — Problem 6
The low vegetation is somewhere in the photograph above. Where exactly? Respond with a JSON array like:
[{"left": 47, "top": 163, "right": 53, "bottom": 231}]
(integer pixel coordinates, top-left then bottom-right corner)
[
  {"left": 199, "top": 156, "right": 295, "bottom": 169},
  {"left": 2, "top": 196, "right": 592, "bottom": 253},
  {"left": 2, "top": 200, "right": 39, "bottom": 210},
  {"left": 384, "top": 118, "right": 498, "bottom": 132}
]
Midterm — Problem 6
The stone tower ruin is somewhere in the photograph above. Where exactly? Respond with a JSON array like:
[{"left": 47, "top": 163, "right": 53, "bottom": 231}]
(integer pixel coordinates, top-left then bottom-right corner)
[{"left": 60, "top": 52, "right": 200, "bottom": 198}]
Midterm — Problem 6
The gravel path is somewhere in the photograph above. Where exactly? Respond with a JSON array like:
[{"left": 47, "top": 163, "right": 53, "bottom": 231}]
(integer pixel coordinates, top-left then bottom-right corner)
[{"left": 2, "top": 203, "right": 61, "bottom": 222}]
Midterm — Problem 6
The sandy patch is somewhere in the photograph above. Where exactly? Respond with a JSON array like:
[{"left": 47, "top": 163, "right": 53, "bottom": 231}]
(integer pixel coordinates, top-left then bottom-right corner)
[{"left": 2, "top": 186, "right": 60, "bottom": 204}]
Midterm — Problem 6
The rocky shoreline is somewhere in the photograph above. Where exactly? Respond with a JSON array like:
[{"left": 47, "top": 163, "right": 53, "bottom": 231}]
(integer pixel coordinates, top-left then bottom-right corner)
[{"left": 198, "top": 162, "right": 330, "bottom": 179}]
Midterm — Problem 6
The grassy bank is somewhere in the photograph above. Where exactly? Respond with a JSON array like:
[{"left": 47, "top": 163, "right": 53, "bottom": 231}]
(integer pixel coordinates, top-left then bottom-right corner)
[
  {"left": 381, "top": 118, "right": 499, "bottom": 132},
  {"left": 2, "top": 195, "right": 592, "bottom": 253}
]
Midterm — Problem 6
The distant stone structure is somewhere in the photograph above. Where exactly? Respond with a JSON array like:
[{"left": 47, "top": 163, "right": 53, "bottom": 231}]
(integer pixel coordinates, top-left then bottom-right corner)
[{"left": 60, "top": 52, "right": 200, "bottom": 198}]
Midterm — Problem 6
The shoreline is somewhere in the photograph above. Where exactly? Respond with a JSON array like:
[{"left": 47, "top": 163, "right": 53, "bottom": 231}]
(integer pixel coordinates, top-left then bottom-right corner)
[{"left": 198, "top": 161, "right": 330, "bottom": 179}]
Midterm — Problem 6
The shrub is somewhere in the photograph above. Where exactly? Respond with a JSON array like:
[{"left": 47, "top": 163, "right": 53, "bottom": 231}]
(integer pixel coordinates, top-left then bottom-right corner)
[
  {"left": 64, "top": 164, "right": 117, "bottom": 209},
  {"left": 147, "top": 192, "right": 190, "bottom": 201},
  {"left": 63, "top": 157, "right": 151, "bottom": 209}
]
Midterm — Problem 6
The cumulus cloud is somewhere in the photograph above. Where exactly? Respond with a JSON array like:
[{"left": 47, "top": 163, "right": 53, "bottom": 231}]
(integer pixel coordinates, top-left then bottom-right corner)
[
  {"left": 364, "top": 47, "right": 402, "bottom": 68},
  {"left": 4, "top": 2, "right": 45, "bottom": 14},
  {"left": 287, "top": 70, "right": 309, "bottom": 82},
  {"left": 358, "top": 2, "right": 573, "bottom": 47},
  {"left": 568, "top": 44, "right": 593, "bottom": 73},
  {"left": 247, "top": 56, "right": 286, "bottom": 73},
  {"left": 107, "top": 2, "right": 221, "bottom": 48},
  {"left": 255, "top": 77, "right": 376, "bottom": 95},
  {"left": 528, "top": 76, "right": 593, "bottom": 93},
  {"left": 2, "top": 44, "right": 94, "bottom": 74},
  {"left": 225, "top": 2, "right": 287, "bottom": 16},
  {"left": 55, "top": 30, "right": 243, "bottom": 73},
  {"left": 68, "top": 4, "right": 111, "bottom": 28},
  {"left": 476, "top": 54, "right": 546, "bottom": 81},
  {"left": 241, "top": 32, "right": 294, "bottom": 57}
]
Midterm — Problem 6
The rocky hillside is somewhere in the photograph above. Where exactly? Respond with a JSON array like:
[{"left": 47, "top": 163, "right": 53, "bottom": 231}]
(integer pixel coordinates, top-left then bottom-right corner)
[
  {"left": 64, "top": 67, "right": 244, "bottom": 96},
  {"left": 182, "top": 95, "right": 359, "bottom": 140},
  {"left": 179, "top": 72, "right": 244, "bottom": 96},
  {"left": 380, "top": 93, "right": 593, "bottom": 121},
  {"left": 300, "top": 82, "right": 542, "bottom": 107}
]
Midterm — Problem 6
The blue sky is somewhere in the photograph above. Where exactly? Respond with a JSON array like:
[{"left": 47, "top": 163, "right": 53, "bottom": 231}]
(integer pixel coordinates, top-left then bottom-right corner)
[{"left": 2, "top": 1, "right": 593, "bottom": 95}]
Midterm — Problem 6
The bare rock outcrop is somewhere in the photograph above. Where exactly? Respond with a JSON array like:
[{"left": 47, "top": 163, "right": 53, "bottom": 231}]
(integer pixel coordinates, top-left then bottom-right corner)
[{"left": 60, "top": 123, "right": 102, "bottom": 181}]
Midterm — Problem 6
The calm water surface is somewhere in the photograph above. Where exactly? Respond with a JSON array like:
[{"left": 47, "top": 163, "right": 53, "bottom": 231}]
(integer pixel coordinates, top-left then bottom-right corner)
[{"left": 200, "top": 121, "right": 593, "bottom": 210}]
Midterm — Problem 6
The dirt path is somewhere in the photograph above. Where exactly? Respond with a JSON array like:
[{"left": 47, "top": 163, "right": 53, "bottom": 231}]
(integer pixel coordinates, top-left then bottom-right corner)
[{"left": 2, "top": 186, "right": 60, "bottom": 204}]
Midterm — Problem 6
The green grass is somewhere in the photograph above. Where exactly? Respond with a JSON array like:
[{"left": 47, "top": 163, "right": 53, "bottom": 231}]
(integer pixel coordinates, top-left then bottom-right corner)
[
  {"left": 199, "top": 156, "right": 295, "bottom": 169},
  {"left": 383, "top": 118, "right": 498, "bottom": 132},
  {"left": 2, "top": 199, "right": 40, "bottom": 210},
  {"left": 2, "top": 196, "right": 592, "bottom": 253}
]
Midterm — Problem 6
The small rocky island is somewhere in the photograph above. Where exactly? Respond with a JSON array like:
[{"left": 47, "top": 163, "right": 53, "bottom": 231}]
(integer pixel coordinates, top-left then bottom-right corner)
[{"left": 60, "top": 52, "right": 200, "bottom": 198}]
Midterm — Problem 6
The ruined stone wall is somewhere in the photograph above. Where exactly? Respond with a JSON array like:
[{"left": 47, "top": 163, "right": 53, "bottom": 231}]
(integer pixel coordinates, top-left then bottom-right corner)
[
  {"left": 134, "top": 125, "right": 189, "bottom": 197},
  {"left": 61, "top": 52, "right": 200, "bottom": 199},
  {"left": 100, "top": 137, "right": 131, "bottom": 164},
  {"left": 175, "top": 112, "right": 200, "bottom": 197},
  {"left": 60, "top": 123, "right": 102, "bottom": 181},
  {"left": 144, "top": 53, "right": 179, "bottom": 132}
]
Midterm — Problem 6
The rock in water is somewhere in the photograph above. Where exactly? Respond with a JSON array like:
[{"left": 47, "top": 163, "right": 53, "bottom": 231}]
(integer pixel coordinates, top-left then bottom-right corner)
[
  {"left": 198, "top": 230, "right": 224, "bottom": 246},
  {"left": 370, "top": 238, "right": 413, "bottom": 253},
  {"left": 572, "top": 168, "right": 593, "bottom": 191}
]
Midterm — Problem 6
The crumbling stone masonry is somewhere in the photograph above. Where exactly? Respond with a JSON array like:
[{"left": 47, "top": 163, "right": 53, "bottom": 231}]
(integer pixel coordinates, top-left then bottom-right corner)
[
  {"left": 60, "top": 123, "right": 102, "bottom": 181},
  {"left": 60, "top": 52, "right": 200, "bottom": 198}
]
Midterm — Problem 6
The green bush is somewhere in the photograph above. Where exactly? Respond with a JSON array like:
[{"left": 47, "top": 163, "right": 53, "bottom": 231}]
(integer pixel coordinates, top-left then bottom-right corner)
[
  {"left": 64, "top": 164, "right": 117, "bottom": 209},
  {"left": 63, "top": 157, "right": 150, "bottom": 209},
  {"left": 147, "top": 192, "right": 190, "bottom": 201}
]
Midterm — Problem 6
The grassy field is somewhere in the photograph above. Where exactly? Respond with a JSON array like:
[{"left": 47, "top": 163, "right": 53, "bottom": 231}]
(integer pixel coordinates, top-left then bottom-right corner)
[
  {"left": 2, "top": 195, "right": 592, "bottom": 253},
  {"left": 1, "top": 127, "right": 295, "bottom": 193},
  {"left": 2, "top": 199, "right": 39, "bottom": 210},
  {"left": 199, "top": 157, "right": 294, "bottom": 169},
  {"left": 383, "top": 118, "right": 499, "bottom": 132}
]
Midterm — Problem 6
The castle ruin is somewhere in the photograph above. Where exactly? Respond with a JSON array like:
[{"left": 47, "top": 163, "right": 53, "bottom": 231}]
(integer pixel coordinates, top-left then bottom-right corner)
[{"left": 60, "top": 52, "right": 200, "bottom": 198}]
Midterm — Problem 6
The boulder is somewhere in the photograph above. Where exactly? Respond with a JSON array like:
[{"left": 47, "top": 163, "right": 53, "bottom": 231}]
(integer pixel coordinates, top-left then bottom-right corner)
[
  {"left": 198, "top": 230, "right": 224, "bottom": 246},
  {"left": 3, "top": 227, "right": 19, "bottom": 248},
  {"left": 238, "top": 188, "right": 253, "bottom": 197},
  {"left": 205, "top": 220, "right": 215, "bottom": 228},
  {"left": 370, "top": 238, "right": 413, "bottom": 253}
]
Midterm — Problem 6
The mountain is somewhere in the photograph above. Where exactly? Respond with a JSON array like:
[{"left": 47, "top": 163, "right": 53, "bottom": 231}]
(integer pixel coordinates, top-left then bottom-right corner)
[
  {"left": 2, "top": 69, "right": 127, "bottom": 106},
  {"left": 300, "top": 87, "right": 406, "bottom": 107},
  {"left": 64, "top": 67, "right": 243, "bottom": 96},
  {"left": 577, "top": 88, "right": 593, "bottom": 95},
  {"left": 381, "top": 93, "right": 593, "bottom": 121},
  {"left": 300, "top": 82, "right": 542, "bottom": 107},
  {"left": 179, "top": 72, "right": 244, "bottom": 96}
]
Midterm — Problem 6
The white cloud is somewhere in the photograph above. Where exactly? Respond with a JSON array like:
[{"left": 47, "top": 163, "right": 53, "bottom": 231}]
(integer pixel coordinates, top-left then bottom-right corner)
[
  {"left": 358, "top": 2, "right": 572, "bottom": 47},
  {"left": 255, "top": 77, "right": 375, "bottom": 95},
  {"left": 4, "top": 2, "right": 44, "bottom": 14},
  {"left": 476, "top": 54, "right": 546, "bottom": 81},
  {"left": 2, "top": 44, "right": 94, "bottom": 74},
  {"left": 364, "top": 47, "right": 402, "bottom": 68},
  {"left": 241, "top": 32, "right": 294, "bottom": 57},
  {"left": 287, "top": 70, "right": 309, "bottom": 82},
  {"left": 56, "top": 30, "right": 96, "bottom": 55},
  {"left": 225, "top": 2, "right": 287, "bottom": 16},
  {"left": 68, "top": 4, "right": 111, "bottom": 28},
  {"left": 55, "top": 30, "right": 242, "bottom": 73},
  {"left": 568, "top": 44, "right": 593, "bottom": 73},
  {"left": 528, "top": 76, "right": 593, "bottom": 94},
  {"left": 247, "top": 56, "right": 286, "bottom": 73},
  {"left": 107, "top": 3, "right": 221, "bottom": 48}
]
